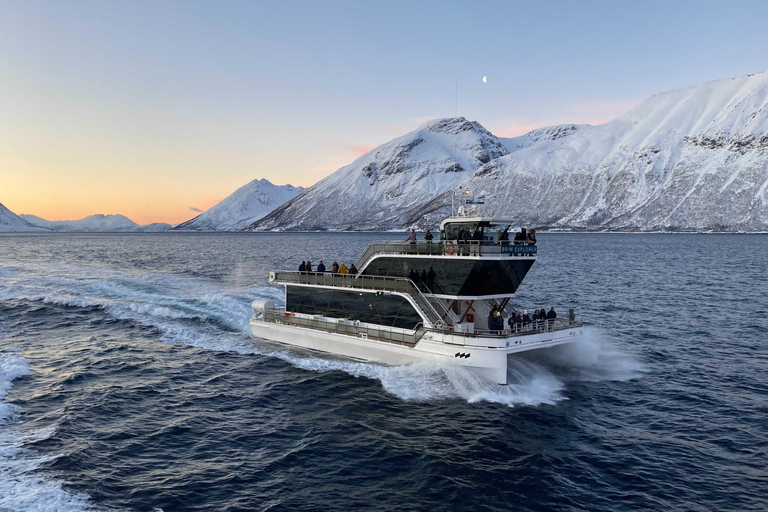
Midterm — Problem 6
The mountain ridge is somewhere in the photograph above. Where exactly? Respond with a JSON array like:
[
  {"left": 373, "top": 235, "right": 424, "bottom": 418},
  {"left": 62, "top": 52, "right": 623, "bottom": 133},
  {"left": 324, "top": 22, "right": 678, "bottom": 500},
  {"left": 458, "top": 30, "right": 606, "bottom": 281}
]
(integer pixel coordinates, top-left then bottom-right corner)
[{"left": 250, "top": 70, "right": 768, "bottom": 232}]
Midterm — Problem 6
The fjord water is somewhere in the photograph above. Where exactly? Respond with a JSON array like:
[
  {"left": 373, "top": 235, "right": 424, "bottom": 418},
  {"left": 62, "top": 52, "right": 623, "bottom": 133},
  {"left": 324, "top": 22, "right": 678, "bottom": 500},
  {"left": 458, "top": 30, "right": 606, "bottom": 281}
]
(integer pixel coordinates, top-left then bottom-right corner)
[{"left": 0, "top": 233, "right": 765, "bottom": 512}]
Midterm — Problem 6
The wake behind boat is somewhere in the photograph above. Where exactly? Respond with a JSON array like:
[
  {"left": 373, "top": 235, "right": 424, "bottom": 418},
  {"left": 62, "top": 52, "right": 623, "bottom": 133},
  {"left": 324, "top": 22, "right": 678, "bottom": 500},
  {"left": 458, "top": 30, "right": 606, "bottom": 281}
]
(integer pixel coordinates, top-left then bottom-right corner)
[{"left": 250, "top": 201, "right": 583, "bottom": 385}]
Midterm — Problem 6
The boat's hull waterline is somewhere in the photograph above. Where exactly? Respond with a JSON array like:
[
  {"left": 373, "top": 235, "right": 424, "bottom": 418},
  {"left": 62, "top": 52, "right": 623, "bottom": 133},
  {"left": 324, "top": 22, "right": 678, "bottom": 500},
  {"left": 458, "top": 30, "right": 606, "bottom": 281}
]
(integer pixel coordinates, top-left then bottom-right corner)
[{"left": 250, "top": 317, "right": 582, "bottom": 385}]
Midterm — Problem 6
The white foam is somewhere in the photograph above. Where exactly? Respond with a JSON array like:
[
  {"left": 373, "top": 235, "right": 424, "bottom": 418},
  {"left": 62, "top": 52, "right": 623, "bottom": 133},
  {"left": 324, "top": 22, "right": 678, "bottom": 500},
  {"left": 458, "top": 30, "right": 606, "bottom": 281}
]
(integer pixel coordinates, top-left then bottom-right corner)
[
  {"left": 522, "top": 327, "right": 647, "bottom": 382},
  {"left": 0, "top": 351, "right": 102, "bottom": 512}
]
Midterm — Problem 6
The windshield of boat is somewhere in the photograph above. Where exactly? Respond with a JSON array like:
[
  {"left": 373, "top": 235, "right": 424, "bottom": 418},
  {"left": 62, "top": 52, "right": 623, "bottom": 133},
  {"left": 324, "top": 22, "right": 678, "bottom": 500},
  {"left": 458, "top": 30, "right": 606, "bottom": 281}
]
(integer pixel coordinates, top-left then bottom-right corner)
[{"left": 443, "top": 222, "right": 513, "bottom": 242}]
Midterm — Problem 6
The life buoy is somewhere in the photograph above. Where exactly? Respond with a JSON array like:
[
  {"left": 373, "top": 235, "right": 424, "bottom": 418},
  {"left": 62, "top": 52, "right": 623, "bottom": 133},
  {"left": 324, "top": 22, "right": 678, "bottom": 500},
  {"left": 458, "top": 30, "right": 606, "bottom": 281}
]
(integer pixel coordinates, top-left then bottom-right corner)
[{"left": 446, "top": 242, "right": 455, "bottom": 255}]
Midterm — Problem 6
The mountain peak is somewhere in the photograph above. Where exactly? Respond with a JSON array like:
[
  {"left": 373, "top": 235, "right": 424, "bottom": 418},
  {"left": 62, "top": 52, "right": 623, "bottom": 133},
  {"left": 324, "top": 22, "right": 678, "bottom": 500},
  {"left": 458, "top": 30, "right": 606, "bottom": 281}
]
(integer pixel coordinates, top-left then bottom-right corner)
[{"left": 421, "top": 117, "right": 487, "bottom": 136}]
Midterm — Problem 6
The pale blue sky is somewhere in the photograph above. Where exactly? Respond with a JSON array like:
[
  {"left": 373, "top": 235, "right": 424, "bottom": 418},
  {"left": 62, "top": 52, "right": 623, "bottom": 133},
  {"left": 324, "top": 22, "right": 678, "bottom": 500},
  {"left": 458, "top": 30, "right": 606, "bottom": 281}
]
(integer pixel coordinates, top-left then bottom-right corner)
[{"left": 1, "top": 0, "right": 767, "bottom": 223}]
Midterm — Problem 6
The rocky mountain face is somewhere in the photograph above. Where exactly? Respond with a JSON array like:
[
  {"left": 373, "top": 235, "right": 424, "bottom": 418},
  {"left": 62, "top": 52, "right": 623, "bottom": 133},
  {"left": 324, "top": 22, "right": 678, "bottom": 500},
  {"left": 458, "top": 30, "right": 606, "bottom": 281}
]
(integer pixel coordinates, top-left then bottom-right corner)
[
  {"left": 175, "top": 179, "right": 303, "bottom": 231},
  {"left": 0, "top": 203, "right": 48, "bottom": 232},
  {"left": 251, "top": 70, "right": 768, "bottom": 232},
  {"left": 248, "top": 118, "right": 509, "bottom": 231}
]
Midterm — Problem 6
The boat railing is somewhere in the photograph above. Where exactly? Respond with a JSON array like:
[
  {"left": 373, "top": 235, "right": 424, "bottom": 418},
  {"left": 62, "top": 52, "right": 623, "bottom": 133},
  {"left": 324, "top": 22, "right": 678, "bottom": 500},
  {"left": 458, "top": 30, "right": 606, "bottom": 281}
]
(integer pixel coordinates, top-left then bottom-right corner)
[
  {"left": 271, "top": 271, "right": 446, "bottom": 328},
  {"left": 262, "top": 307, "right": 428, "bottom": 346},
  {"left": 457, "top": 318, "right": 582, "bottom": 338},
  {"left": 259, "top": 306, "right": 582, "bottom": 345},
  {"left": 355, "top": 240, "right": 536, "bottom": 271}
]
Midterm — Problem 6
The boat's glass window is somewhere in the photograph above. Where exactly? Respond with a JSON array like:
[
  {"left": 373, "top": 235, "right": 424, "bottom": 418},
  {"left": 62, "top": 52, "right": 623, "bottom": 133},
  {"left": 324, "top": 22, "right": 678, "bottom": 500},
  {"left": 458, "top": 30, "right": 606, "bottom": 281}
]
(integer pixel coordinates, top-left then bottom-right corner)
[
  {"left": 487, "top": 224, "right": 513, "bottom": 242},
  {"left": 360, "top": 257, "right": 534, "bottom": 296},
  {"left": 443, "top": 222, "right": 480, "bottom": 240},
  {"left": 286, "top": 288, "right": 422, "bottom": 330}
]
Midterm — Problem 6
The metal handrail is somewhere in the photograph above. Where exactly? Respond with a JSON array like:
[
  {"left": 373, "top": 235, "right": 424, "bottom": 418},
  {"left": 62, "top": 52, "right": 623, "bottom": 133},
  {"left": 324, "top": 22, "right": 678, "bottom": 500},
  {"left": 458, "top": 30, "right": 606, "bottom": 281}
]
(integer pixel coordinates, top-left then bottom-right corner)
[
  {"left": 272, "top": 272, "right": 446, "bottom": 328},
  {"left": 263, "top": 307, "right": 428, "bottom": 346},
  {"left": 354, "top": 240, "right": 537, "bottom": 272},
  {"left": 259, "top": 306, "right": 581, "bottom": 344}
]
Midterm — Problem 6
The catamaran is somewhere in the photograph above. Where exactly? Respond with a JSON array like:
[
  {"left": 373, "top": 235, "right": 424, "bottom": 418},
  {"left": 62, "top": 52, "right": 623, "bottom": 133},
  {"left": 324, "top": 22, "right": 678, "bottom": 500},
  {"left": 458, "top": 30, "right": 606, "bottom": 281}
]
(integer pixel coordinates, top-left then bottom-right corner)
[{"left": 250, "top": 201, "right": 583, "bottom": 385}]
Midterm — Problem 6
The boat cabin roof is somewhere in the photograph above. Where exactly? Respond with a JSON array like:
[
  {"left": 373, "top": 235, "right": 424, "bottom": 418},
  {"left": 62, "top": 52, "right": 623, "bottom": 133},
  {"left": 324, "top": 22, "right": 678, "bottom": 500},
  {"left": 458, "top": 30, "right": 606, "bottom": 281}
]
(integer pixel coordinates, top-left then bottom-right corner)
[{"left": 439, "top": 216, "right": 517, "bottom": 230}]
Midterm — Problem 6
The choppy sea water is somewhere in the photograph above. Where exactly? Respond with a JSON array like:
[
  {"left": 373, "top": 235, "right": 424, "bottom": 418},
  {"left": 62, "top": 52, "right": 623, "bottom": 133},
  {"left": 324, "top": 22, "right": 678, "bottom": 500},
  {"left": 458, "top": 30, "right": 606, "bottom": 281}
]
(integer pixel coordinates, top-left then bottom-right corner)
[{"left": 0, "top": 232, "right": 766, "bottom": 512}]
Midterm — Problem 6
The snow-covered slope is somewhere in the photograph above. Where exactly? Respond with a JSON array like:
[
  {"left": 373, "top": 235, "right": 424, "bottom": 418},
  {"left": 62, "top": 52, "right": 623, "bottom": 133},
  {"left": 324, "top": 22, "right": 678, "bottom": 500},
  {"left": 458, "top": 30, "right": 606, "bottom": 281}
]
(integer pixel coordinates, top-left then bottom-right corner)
[
  {"left": 249, "top": 117, "right": 509, "bottom": 231},
  {"left": 21, "top": 214, "right": 141, "bottom": 232},
  {"left": 174, "top": 179, "right": 304, "bottom": 231},
  {"left": 452, "top": 71, "right": 768, "bottom": 231},
  {"left": 499, "top": 124, "right": 589, "bottom": 153},
  {"left": 137, "top": 223, "right": 173, "bottom": 232},
  {"left": 0, "top": 203, "right": 48, "bottom": 232}
]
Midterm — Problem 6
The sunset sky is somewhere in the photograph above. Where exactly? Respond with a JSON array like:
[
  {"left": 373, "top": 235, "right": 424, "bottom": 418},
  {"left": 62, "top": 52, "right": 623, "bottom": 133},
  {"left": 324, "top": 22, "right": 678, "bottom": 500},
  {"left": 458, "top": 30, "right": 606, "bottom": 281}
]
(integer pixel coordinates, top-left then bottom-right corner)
[{"left": 2, "top": 0, "right": 767, "bottom": 224}]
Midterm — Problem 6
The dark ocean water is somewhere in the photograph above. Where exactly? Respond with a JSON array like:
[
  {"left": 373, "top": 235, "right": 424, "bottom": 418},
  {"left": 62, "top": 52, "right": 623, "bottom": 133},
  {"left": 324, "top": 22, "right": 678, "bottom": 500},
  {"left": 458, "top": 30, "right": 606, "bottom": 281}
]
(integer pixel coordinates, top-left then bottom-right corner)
[{"left": 0, "top": 232, "right": 766, "bottom": 512}]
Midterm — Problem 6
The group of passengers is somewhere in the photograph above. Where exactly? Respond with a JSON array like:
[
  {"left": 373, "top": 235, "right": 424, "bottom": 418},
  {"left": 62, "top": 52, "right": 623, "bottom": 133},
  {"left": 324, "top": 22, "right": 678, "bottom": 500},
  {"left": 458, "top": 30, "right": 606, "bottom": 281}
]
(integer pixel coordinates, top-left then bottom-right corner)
[
  {"left": 298, "top": 260, "right": 357, "bottom": 275},
  {"left": 487, "top": 306, "right": 557, "bottom": 333},
  {"left": 407, "top": 227, "right": 537, "bottom": 247},
  {"left": 407, "top": 267, "right": 437, "bottom": 292}
]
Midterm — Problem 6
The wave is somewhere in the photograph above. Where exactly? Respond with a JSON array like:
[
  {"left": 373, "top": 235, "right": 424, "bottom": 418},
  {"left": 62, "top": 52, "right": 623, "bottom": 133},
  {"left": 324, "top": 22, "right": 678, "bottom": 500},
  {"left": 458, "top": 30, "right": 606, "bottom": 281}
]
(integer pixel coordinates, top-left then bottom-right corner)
[{"left": 0, "top": 350, "right": 100, "bottom": 512}]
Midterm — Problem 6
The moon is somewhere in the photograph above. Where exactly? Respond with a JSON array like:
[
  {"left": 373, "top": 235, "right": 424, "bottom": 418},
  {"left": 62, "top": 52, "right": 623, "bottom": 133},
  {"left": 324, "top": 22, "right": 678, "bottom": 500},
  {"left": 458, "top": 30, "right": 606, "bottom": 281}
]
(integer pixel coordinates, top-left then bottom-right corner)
[{"left": 482, "top": 76, "right": 487, "bottom": 83}]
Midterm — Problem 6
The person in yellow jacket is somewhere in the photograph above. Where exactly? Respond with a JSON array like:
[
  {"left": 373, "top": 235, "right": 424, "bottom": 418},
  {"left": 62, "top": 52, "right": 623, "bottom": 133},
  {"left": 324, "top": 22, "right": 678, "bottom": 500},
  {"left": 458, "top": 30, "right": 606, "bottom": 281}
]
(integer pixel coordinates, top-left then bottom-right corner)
[{"left": 338, "top": 262, "right": 349, "bottom": 275}]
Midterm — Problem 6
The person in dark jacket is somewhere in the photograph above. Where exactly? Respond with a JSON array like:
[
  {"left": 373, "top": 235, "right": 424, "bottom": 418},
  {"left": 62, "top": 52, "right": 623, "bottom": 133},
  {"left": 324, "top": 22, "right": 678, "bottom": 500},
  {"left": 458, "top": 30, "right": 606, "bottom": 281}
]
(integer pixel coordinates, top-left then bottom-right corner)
[
  {"left": 487, "top": 309, "right": 496, "bottom": 332},
  {"left": 457, "top": 227, "right": 465, "bottom": 243},
  {"left": 427, "top": 267, "right": 436, "bottom": 291},
  {"left": 546, "top": 307, "right": 557, "bottom": 320},
  {"left": 462, "top": 228, "right": 472, "bottom": 255},
  {"left": 317, "top": 261, "right": 326, "bottom": 273},
  {"left": 330, "top": 262, "right": 339, "bottom": 274},
  {"left": 348, "top": 263, "right": 358, "bottom": 275},
  {"left": 407, "top": 269, "right": 417, "bottom": 282},
  {"left": 532, "top": 310, "right": 540, "bottom": 322},
  {"left": 299, "top": 261, "right": 306, "bottom": 272},
  {"left": 306, "top": 261, "right": 312, "bottom": 274},
  {"left": 522, "top": 311, "right": 532, "bottom": 326},
  {"left": 528, "top": 229, "right": 537, "bottom": 245},
  {"left": 424, "top": 229, "right": 433, "bottom": 244}
]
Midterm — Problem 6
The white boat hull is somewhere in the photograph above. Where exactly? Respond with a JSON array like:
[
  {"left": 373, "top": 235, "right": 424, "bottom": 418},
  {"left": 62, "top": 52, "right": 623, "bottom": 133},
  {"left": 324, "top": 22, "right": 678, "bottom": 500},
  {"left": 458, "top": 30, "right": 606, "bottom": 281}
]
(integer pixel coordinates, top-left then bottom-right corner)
[{"left": 250, "top": 318, "right": 582, "bottom": 385}]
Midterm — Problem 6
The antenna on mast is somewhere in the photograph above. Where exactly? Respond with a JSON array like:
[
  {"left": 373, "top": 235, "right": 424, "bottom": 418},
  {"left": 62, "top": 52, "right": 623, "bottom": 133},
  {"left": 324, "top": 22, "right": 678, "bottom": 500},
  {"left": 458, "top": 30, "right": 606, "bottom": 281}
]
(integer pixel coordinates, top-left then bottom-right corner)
[{"left": 452, "top": 78, "right": 458, "bottom": 216}]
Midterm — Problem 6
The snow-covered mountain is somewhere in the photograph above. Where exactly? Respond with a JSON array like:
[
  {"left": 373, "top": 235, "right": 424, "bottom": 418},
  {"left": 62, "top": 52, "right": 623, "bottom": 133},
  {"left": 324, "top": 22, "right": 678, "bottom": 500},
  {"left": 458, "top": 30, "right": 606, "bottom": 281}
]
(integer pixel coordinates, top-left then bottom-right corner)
[
  {"left": 0, "top": 203, "right": 48, "bottom": 232},
  {"left": 252, "top": 70, "right": 768, "bottom": 232},
  {"left": 248, "top": 118, "right": 509, "bottom": 231},
  {"left": 174, "top": 179, "right": 304, "bottom": 231},
  {"left": 449, "top": 71, "right": 768, "bottom": 231},
  {"left": 20, "top": 213, "right": 162, "bottom": 232}
]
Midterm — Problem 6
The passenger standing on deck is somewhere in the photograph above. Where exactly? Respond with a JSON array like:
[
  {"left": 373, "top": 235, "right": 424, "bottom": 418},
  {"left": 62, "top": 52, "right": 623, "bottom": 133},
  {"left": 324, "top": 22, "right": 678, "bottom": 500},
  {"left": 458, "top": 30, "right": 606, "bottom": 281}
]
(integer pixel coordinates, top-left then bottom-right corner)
[
  {"left": 424, "top": 229, "right": 433, "bottom": 244},
  {"left": 546, "top": 307, "right": 557, "bottom": 320},
  {"left": 330, "top": 261, "right": 339, "bottom": 274},
  {"left": 338, "top": 262, "right": 349, "bottom": 275},
  {"left": 522, "top": 310, "right": 532, "bottom": 328},
  {"left": 462, "top": 228, "right": 472, "bottom": 255},
  {"left": 407, "top": 229, "right": 417, "bottom": 244},
  {"left": 487, "top": 307, "right": 497, "bottom": 332},
  {"left": 528, "top": 229, "right": 537, "bottom": 245},
  {"left": 317, "top": 261, "right": 325, "bottom": 273},
  {"left": 438, "top": 229, "right": 445, "bottom": 243},
  {"left": 427, "top": 267, "right": 436, "bottom": 291},
  {"left": 348, "top": 263, "right": 358, "bottom": 275},
  {"left": 299, "top": 261, "right": 306, "bottom": 273},
  {"left": 306, "top": 261, "right": 312, "bottom": 274}
]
